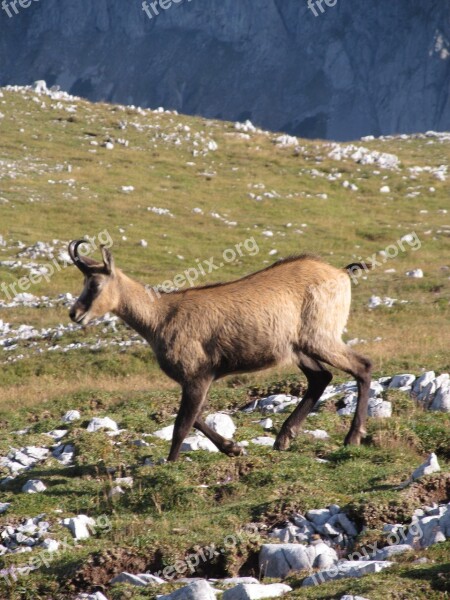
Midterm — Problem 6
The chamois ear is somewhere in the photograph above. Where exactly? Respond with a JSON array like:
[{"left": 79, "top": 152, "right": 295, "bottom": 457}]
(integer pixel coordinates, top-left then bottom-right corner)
[{"left": 101, "top": 245, "right": 115, "bottom": 275}]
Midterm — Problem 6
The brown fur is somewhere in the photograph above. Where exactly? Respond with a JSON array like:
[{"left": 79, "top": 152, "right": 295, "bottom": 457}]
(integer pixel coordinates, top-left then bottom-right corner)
[{"left": 69, "top": 242, "right": 372, "bottom": 461}]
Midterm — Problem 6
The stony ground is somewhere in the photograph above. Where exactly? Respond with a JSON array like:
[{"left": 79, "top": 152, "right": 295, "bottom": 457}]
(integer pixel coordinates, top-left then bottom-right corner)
[{"left": 0, "top": 83, "right": 449, "bottom": 599}]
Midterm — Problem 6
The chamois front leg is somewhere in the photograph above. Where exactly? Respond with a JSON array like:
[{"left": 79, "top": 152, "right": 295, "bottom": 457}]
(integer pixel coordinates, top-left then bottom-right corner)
[
  {"left": 194, "top": 417, "right": 244, "bottom": 457},
  {"left": 168, "top": 379, "right": 211, "bottom": 462}
]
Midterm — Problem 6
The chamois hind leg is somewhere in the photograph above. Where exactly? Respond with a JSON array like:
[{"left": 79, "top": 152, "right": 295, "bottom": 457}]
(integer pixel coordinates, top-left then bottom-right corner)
[
  {"left": 194, "top": 418, "right": 244, "bottom": 457},
  {"left": 274, "top": 354, "right": 333, "bottom": 451},
  {"left": 168, "top": 379, "right": 212, "bottom": 462},
  {"left": 311, "top": 344, "right": 372, "bottom": 446}
]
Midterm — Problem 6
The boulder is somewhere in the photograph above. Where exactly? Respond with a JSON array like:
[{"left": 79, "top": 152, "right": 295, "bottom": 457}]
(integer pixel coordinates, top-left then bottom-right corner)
[
  {"left": 367, "top": 399, "right": 392, "bottom": 418},
  {"left": 109, "top": 571, "right": 160, "bottom": 587},
  {"left": 251, "top": 437, "right": 275, "bottom": 447},
  {"left": 205, "top": 413, "right": 236, "bottom": 439},
  {"left": 411, "top": 371, "right": 435, "bottom": 399},
  {"left": 87, "top": 417, "right": 118, "bottom": 432},
  {"left": 259, "top": 542, "right": 337, "bottom": 578},
  {"left": 388, "top": 374, "right": 416, "bottom": 390},
  {"left": 411, "top": 453, "right": 440, "bottom": 480},
  {"left": 222, "top": 583, "right": 292, "bottom": 599},
  {"left": 62, "top": 515, "right": 96, "bottom": 540},
  {"left": 306, "top": 508, "right": 331, "bottom": 526},
  {"left": 22, "top": 480, "right": 46, "bottom": 494},
  {"left": 152, "top": 425, "right": 174, "bottom": 440},
  {"left": 62, "top": 410, "right": 81, "bottom": 422},
  {"left": 159, "top": 579, "right": 217, "bottom": 599},
  {"left": 335, "top": 513, "right": 358, "bottom": 537},
  {"left": 32, "top": 80, "right": 48, "bottom": 93},
  {"left": 302, "top": 560, "right": 393, "bottom": 586},
  {"left": 430, "top": 382, "right": 450, "bottom": 412},
  {"left": 219, "top": 578, "right": 259, "bottom": 585},
  {"left": 303, "top": 429, "right": 329, "bottom": 439},
  {"left": 181, "top": 435, "right": 219, "bottom": 452}
]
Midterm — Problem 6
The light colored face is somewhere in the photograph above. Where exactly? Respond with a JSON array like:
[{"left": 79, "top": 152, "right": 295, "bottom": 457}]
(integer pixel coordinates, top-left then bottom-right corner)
[
  {"left": 69, "top": 273, "right": 113, "bottom": 326},
  {"left": 68, "top": 241, "right": 117, "bottom": 326}
]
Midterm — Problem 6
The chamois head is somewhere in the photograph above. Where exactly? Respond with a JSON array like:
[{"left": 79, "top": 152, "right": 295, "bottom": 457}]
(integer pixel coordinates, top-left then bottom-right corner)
[{"left": 68, "top": 240, "right": 118, "bottom": 326}]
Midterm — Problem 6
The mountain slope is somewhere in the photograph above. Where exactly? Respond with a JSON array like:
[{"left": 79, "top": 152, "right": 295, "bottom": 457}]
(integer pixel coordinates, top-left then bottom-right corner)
[{"left": 1, "top": 0, "right": 449, "bottom": 139}]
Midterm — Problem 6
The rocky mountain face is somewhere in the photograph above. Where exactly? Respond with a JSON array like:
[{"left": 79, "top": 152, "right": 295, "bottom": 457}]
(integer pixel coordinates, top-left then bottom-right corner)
[{"left": 1, "top": 0, "right": 449, "bottom": 140}]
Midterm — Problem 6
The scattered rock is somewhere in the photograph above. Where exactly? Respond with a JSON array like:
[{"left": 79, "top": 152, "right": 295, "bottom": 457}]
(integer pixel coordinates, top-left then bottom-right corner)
[
  {"left": 205, "top": 413, "right": 236, "bottom": 439},
  {"left": 110, "top": 571, "right": 164, "bottom": 586},
  {"left": 62, "top": 410, "right": 81, "bottom": 422},
  {"left": 412, "top": 453, "right": 441, "bottom": 481},
  {"left": 159, "top": 579, "right": 217, "bottom": 599},
  {"left": 87, "top": 417, "right": 119, "bottom": 432},
  {"left": 406, "top": 268, "right": 424, "bottom": 278},
  {"left": 303, "top": 429, "right": 329, "bottom": 439},
  {"left": 75, "top": 593, "right": 109, "bottom": 600},
  {"left": 62, "top": 515, "right": 96, "bottom": 540},
  {"left": 388, "top": 374, "right": 416, "bottom": 390},
  {"left": 302, "top": 560, "right": 393, "bottom": 586},
  {"left": 260, "top": 541, "right": 338, "bottom": 578},
  {"left": 222, "top": 582, "right": 292, "bottom": 599},
  {"left": 251, "top": 437, "right": 275, "bottom": 447},
  {"left": 22, "top": 480, "right": 46, "bottom": 494},
  {"left": 181, "top": 435, "right": 219, "bottom": 453},
  {"left": 152, "top": 425, "right": 174, "bottom": 440}
]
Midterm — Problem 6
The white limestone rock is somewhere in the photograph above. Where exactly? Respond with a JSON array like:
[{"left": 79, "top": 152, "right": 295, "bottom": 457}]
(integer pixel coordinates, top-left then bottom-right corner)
[
  {"left": 367, "top": 399, "right": 392, "bottom": 418},
  {"left": 87, "top": 417, "right": 118, "bottom": 432},
  {"left": 222, "top": 582, "right": 292, "bottom": 599},
  {"left": 302, "top": 560, "right": 393, "bottom": 586},
  {"left": 259, "top": 541, "right": 338, "bottom": 578},
  {"left": 412, "top": 371, "right": 436, "bottom": 401},
  {"left": 41, "top": 539, "right": 60, "bottom": 552},
  {"left": 205, "top": 413, "right": 236, "bottom": 439},
  {"left": 251, "top": 437, "right": 275, "bottom": 447},
  {"left": 62, "top": 515, "right": 96, "bottom": 540},
  {"left": 405, "top": 268, "right": 424, "bottom": 278},
  {"left": 110, "top": 572, "right": 153, "bottom": 586},
  {"left": 303, "top": 429, "right": 329, "bottom": 439},
  {"left": 22, "top": 480, "right": 47, "bottom": 494},
  {"left": 159, "top": 579, "right": 217, "bottom": 599},
  {"left": 388, "top": 374, "right": 416, "bottom": 390},
  {"left": 75, "top": 593, "right": 110, "bottom": 600},
  {"left": 306, "top": 508, "right": 331, "bottom": 526},
  {"left": 411, "top": 453, "right": 441, "bottom": 480},
  {"left": 152, "top": 425, "right": 174, "bottom": 440},
  {"left": 62, "top": 410, "right": 81, "bottom": 422},
  {"left": 430, "top": 381, "right": 450, "bottom": 412},
  {"left": 181, "top": 435, "right": 219, "bottom": 453}
]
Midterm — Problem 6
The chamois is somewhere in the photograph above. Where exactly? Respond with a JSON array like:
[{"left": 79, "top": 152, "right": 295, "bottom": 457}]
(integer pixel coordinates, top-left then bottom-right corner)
[{"left": 68, "top": 241, "right": 372, "bottom": 462}]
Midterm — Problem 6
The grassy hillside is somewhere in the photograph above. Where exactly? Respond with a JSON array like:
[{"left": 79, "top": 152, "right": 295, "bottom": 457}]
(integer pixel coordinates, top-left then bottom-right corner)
[{"left": 0, "top": 86, "right": 449, "bottom": 599}]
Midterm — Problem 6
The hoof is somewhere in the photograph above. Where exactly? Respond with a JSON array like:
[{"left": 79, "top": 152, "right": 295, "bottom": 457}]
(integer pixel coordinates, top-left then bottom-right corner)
[
  {"left": 224, "top": 443, "right": 245, "bottom": 457},
  {"left": 273, "top": 435, "right": 291, "bottom": 451},
  {"left": 344, "top": 433, "right": 361, "bottom": 446}
]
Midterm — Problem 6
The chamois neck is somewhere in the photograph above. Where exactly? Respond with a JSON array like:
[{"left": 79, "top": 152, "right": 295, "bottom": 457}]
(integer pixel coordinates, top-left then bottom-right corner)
[{"left": 113, "top": 270, "right": 164, "bottom": 340}]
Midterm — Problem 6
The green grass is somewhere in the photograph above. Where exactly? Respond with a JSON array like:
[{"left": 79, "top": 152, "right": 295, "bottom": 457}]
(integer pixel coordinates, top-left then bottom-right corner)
[{"left": 0, "top": 87, "right": 449, "bottom": 598}]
